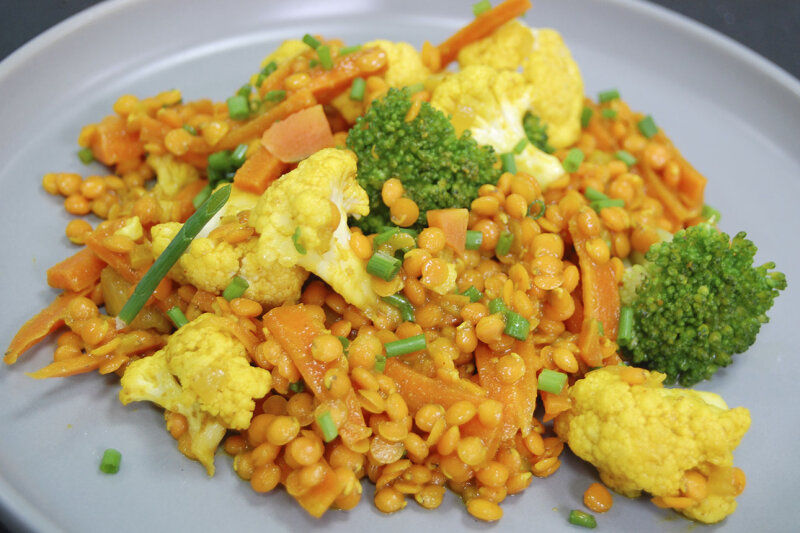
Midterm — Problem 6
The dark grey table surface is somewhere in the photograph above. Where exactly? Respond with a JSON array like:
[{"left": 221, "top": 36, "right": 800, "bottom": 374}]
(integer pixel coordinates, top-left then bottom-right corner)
[{"left": 0, "top": 1, "right": 797, "bottom": 532}]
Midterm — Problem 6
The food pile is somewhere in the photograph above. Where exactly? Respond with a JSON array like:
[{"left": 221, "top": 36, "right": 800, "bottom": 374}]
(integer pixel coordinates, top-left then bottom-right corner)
[{"left": 4, "top": 0, "right": 785, "bottom": 526}]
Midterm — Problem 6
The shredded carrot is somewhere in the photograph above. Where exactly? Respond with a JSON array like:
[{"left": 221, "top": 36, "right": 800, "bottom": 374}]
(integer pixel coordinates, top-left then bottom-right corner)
[
  {"left": 27, "top": 353, "right": 104, "bottom": 379},
  {"left": 233, "top": 146, "right": 288, "bottom": 195},
  {"left": 46, "top": 247, "right": 106, "bottom": 293},
  {"left": 292, "top": 457, "right": 346, "bottom": 518},
  {"left": 90, "top": 115, "right": 144, "bottom": 167},
  {"left": 541, "top": 390, "right": 572, "bottom": 422}
]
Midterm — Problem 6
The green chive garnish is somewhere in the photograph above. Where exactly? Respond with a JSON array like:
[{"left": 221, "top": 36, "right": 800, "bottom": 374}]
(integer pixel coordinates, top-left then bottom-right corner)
[
  {"left": 472, "top": 0, "right": 492, "bottom": 16},
  {"left": 591, "top": 198, "right": 626, "bottom": 211},
  {"left": 338, "top": 44, "right": 362, "bottom": 56},
  {"left": 366, "top": 251, "right": 402, "bottom": 281},
  {"left": 289, "top": 380, "right": 305, "bottom": 393},
  {"left": 166, "top": 306, "right": 188, "bottom": 328},
  {"left": 223, "top": 276, "right": 249, "bottom": 301},
  {"left": 261, "top": 61, "right": 277, "bottom": 76},
  {"left": 192, "top": 184, "right": 212, "bottom": 209},
  {"left": 382, "top": 294, "right": 415, "bottom": 323},
  {"left": 77, "top": 147, "right": 94, "bottom": 164},
  {"left": 504, "top": 311, "right": 530, "bottom": 340},
  {"left": 562, "top": 148, "right": 584, "bottom": 173},
  {"left": 597, "top": 88, "right": 620, "bottom": 103},
  {"left": 568, "top": 510, "right": 597, "bottom": 529},
  {"left": 337, "top": 336, "right": 350, "bottom": 353},
  {"left": 316, "top": 410, "right": 338, "bottom": 442},
  {"left": 237, "top": 84, "right": 252, "bottom": 98},
  {"left": 614, "top": 149, "right": 637, "bottom": 167},
  {"left": 374, "top": 226, "right": 399, "bottom": 248},
  {"left": 495, "top": 231, "right": 513, "bottom": 256},
  {"left": 528, "top": 199, "right": 546, "bottom": 220},
  {"left": 350, "top": 77, "right": 366, "bottom": 101},
  {"left": 500, "top": 152, "right": 517, "bottom": 174},
  {"left": 118, "top": 184, "right": 231, "bottom": 324},
  {"left": 488, "top": 298, "right": 507, "bottom": 315},
  {"left": 264, "top": 90, "right": 286, "bottom": 102},
  {"left": 701, "top": 204, "right": 721, "bottom": 224},
  {"left": 601, "top": 108, "right": 617, "bottom": 119},
  {"left": 462, "top": 286, "right": 483, "bottom": 303},
  {"left": 317, "top": 45, "right": 334, "bottom": 69},
  {"left": 308, "top": 59, "right": 319, "bottom": 68},
  {"left": 182, "top": 124, "right": 198, "bottom": 136},
  {"left": 617, "top": 306, "right": 634, "bottom": 345},
  {"left": 580, "top": 107, "right": 593, "bottom": 129},
  {"left": 226, "top": 95, "right": 250, "bottom": 120},
  {"left": 465, "top": 230, "right": 483, "bottom": 250},
  {"left": 584, "top": 186, "right": 609, "bottom": 202},
  {"left": 538, "top": 369, "right": 567, "bottom": 394},
  {"left": 302, "top": 33, "right": 321, "bottom": 49},
  {"left": 208, "top": 150, "right": 232, "bottom": 172},
  {"left": 385, "top": 334, "right": 427, "bottom": 358},
  {"left": 292, "top": 227, "right": 307, "bottom": 255},
  {"left": 374, "top": 355, "right": 387, "bottom": 372},
  {"left": 513, "top": 138, "right": 528, "bottom": 155},
  {"left": 99, "top": 448, "right": 122, "bottom": 474},
  {"left": 407, "top": 82, "right": 425, "bottom": 94},
  {"left": 637, "top": 115, "right": 658, "bottom": 138}
]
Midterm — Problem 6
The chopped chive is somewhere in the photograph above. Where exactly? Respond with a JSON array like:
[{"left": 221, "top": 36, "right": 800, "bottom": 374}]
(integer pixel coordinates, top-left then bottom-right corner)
[
  {"left": 118, "top": 185, "right": 231, "bottom": 324},
  {"left": 208, "top": 150, "right": 232, "bottom": 172},
  {"left": 473, "top": 0, "right": 492, "bottom": 16},
  {"left": 237, "top": 84, "right": 252, "bottom": 98},
  {"left": 538, "top": 368, "right": 567, "bottom": 394},
  {"left": 500, "top": 152, "right": 517, "bottom": 174},
  {"left": 226, "top": 95, "right": 250, "bottom": 120},
  {"left": 495, "top": 231, "right": 513, "bottom": 256},
  {"left": 338, "top": 44, "right": 362, "bottom": 56},
  {"left": 166, "top": 306, "right": 189, "bottom": 328},
  {"left": 99, "top": 448, "right": 122, "bottom": 474},
  {"left": 614, "top": 149, "right": 637, "bottom": 167},
  {"left": 316, "top": 410, "right": 338, "bottom": 442},
  {"left": 308, "top": 59, "right": 319, "bottom": 68},
  {"left": 597, "top": 88, "right": 620, "bottom": 103},
  {"left": 701, "top": 204, "right": 721, "bottom": 224},
  {"left": 374, "top": 226, "right": 399, "bottom": 248},
  {"left": 231, "top": 143, "right": 249, "bottom": 167},
  {"left": 568, "top": 510, "right": 597, "bottom": 529},
  {"left": 292, "top": 227, "right": 307, "bottom": 255},
  {"left": 601, "top": 108, "right": 617, "bottom": 119},
  {"left": 182, "top": 124, "right": 197, "bottom": 136},
  {"left": 302, "top": 33, "right": 321, "bottom": 49},
  {"left": 580, "top": 107, "right": 593, "bottom": 128},
  {"left": 465, "top": 230, "right": 483, "bottom": 250},
  {"left": 206, "top": 166, "right": 226, "bottom": 187},
  {"left": 462, "top": 286, "right": 483, "bottom": 303},
  {"left": 261, "top": 61, "right": 277, "bottom": 76},
  {"left": 584, "top": 186, "right": 609, "bottom": 202},
  {"left": 617, "top": 306, "right": 634, "bottom": 345},
  {"left": 385, "top": 334, "right": 427, "bottom": 358},
  {"left": 337, "top": 336, "right": 350, "bottom": 353},
  {"left": 513, "top": 138, "right": 528, "bottom": 155},
  {"left": 637, "top": 115, "right": 658, "bottom": 138},
  {"left": 562, "top": 148, "right": 584, "bottom": 173},
  {"left": 223, "top": 276, "right": 249, "bottom": 301},
  {"left": 591, "top": 198, "right": 626, "bottom": 211},
  {"left": 407, "top": 82, "right": 425, "bottom": 94},
  {"left": 597, "top": 319, "right": 605, "bottom": 337},
  {"left": 350, "top": 77, "right": 366, "bottom": 101},
  {"left": 255, "top": 73, "right": 267, "bottom": 87},
  {"left": 367, "top": 251, "right": 402, "bottom": 281},
  {"left": 317, "top": 45, "right": 334, "bottom": 69},
  {"left": 289, "top": 380, "right": 305, "bottom": 393},
  {"left": 77, "top": 147, "right": 94, "bottom": 164},
  {"left": 264, "top": 89, "right": 286, "bottom": 102},
  {"left": 528, "top": 199, "right": 546, "bottom": 220},
  {"left": 382, "top": 294, "right": 416, "bottom": 323},
  {"left": 192, "top": 184, "right": 212, "bottom": 209},
  {"left": 488, "top": 298, "right": 507, "bottom": 315},
  {"left": 504, "top": 310, "right": 530, "bottom": 340},
  {"left": 374, "top": 355, "right": 387, "bottom": 373}
]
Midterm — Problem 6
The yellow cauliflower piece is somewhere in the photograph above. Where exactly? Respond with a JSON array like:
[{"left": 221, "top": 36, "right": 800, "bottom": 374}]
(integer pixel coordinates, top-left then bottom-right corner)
[
  {"left": 554, "top": 366, "right": 751, "bottom": 524},
  {"left": 458, "top": 20, "right": 584, "bottom": 149},
  {"left": 119, "top": 313, "right": 272, "bottom": 475},
  {"left": 151, "top": 185, "right": 307, "bottom": 307},
  {"left": 250, "top": 148, "right": 399, "bottom": 327},
  {"left": 431, "top": 65, "right": 564, "bottom": 189}
]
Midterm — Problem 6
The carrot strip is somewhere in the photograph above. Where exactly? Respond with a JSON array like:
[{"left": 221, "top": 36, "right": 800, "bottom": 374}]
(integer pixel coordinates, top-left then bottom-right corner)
[
  {"left": 264, "top": 305, "right": 371, "bottom": 448},
  {"left": 4, "top": 290, "right": 89, "bottom": 365},
  {"left": 293, "top": 457, "right": 346, "bottom": 518},
  {"left": 233, "top": 146, "right": 288, "bottom": 195},
  {"left": 46, "top": 247, "right": 106, "bottom": 293},
  {"left": 216, "top": 89, "right": 317, "bottom": 151},
  {"left": 437, "top": 0, "right": 533, "bottom": 68},
  {"left": 91, "top": 115, "right": 144, "bottom": 166},
  {"left": 425, "top": 208, "right": 469, "bottom": 255},
  {"left": 84, "top": 221, "right": 144, "bottom": 285},
  {"left": 675, "top": 156, "right": 707, "bottom": 208},
  {"left": 568, "top": 214, "right": 620, "bottom": 341},
  {"left": 541, "top": 390, "right": 572, "bottom": 422},
  {"left": 640, "top": 162, "right": 699, "bottom": 224},
  {"left": 27, "top": 353, "right": 104, "bottom": 379}
]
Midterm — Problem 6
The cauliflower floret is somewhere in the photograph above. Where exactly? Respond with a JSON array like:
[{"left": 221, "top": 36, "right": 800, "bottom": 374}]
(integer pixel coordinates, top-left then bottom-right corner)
[
  {"left": 458, "top": 20, "right": 584, "bottom": 149},
  {"left": 147, "top": 154, "right": 202, "bottom": 222},
  {"left": 431, "top": 65, "right": 565, "bottom": 189},
  {"left": 250, "top": 148, "right": 399, "bottom": 326},
  {"left": 151, "top": 186, "right": 308, "bottom": 308},
  {"left": 554, "top": 366, "right": 751, "bottom": 524},
  {"left": 119, "top": 313, "right": 272, "bottom": 474}
]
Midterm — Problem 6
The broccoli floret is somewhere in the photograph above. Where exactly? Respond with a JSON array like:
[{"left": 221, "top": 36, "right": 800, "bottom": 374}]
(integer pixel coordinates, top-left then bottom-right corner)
[
  {"left": 522, "top": 112, "right": 555, "bottom": 154},
  {"left": 346, "top": 87, "right": 501, "bottom": 233},
  {"left": 619, "top": 223, "right": 786, "bottom": 386}
]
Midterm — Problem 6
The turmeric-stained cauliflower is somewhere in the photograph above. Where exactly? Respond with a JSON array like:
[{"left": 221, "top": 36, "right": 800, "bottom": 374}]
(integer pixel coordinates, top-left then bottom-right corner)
[
  {"left": 146, "top": 153, "right": 201, "bottom": 222},
  {"left": 430, "top": 65, "right": 565, "bottom": 189},
  {"left": 119, "top": 313, "right": 272, "bottom": 475},
  {"left": 554, "top": 366, "right": 750, "bottom": 524},
  {"left": 250, "top": 148, "right": 398, "bottom": 326},
  {"left": 151, "top": 185, "right": 308, "bottom": 308},
  {"left": 457, "top": 20, "right": 584, "bottom": 149}
]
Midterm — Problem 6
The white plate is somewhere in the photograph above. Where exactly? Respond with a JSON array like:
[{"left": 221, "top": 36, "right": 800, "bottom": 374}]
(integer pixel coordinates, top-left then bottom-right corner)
[{"left": 1, "top": 1, "right": 799, "bottom": 532}]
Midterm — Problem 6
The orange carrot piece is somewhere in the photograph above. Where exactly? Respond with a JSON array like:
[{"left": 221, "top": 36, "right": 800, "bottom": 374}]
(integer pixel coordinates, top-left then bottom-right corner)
[
  {"left": 675, "top": 157, "right": 707, "bottom": 208},
  {"left": 640, "top": 163, "right": 701, "bottom": 224},
  {"left": 233, "top": 146, "right": 288, "bottom": 195},
  {"left": 84, "top": 221, "right": 145, "bottom": 285},
  {"left": 577, "top": 316, "right": 604, "bottom": 368},
  {"left": 541, "top": 390, "right": 572, "bottom": 422},
  {"left": 4, "top": 290, "right": 88, "bottom": 365},
  {"left": 46, "top": 247, "right": 106, "bottom": 293},
  {"left": 568, "top": 214, "right": 620, "bottom": 341},
  {"left": 261, "top": 104, "right": 335, "bottom": 163},
  {"left": 91, "top": 115, "right": 144, "bottom": 166},
  {"left": 216, "top": 89, "right": 317, "bottom": 151},
  {"left": 138, "top": 115, "right": 172, "bottom": 145},
  {"left": 437, "top": 0, "right": 533, "bottom": 68},
  {"left": 293, "top": 457, "right": 346, "bottom": 518},
  {"left": 27, "top": 353, "right": 104, "bottom": 379},
  {"left": 426, "top": 208, "right": 469, "bottom": 255},
  {"left": 384, "top": 357, "right": 487, "bottom": 413},
  {"left": 264, "top": 305, "right": 371, "bottom": 448}
]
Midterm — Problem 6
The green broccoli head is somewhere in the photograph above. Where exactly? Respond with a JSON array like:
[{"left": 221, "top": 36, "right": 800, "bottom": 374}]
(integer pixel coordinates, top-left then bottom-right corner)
[
  {"left": 522, "top": 112, "right": 555, "bottom": 154},
  {"left": 345, "top": 87, "right": 501, "bottom": 233},
  {"left": 619, "top": 223, "right": 786, "bottom": 386}
]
